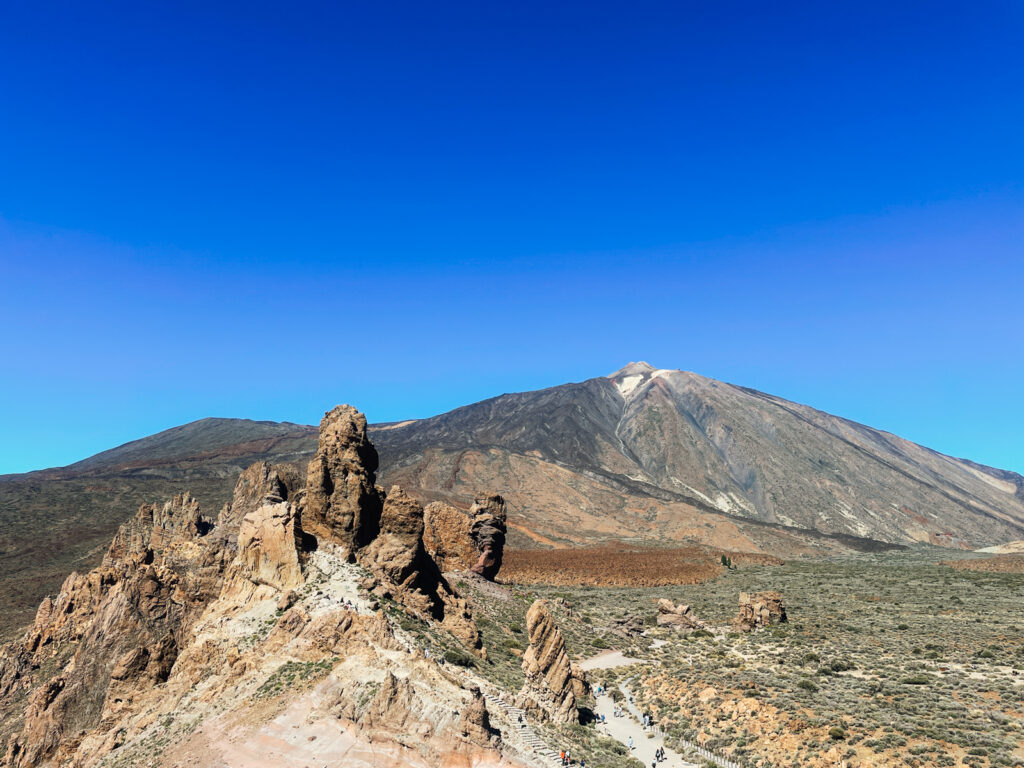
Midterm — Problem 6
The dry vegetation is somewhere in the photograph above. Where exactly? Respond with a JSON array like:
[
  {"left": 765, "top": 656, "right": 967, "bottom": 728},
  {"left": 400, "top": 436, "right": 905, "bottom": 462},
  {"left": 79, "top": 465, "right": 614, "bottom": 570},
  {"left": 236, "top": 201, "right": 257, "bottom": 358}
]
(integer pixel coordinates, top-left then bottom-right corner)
[
  {"left": 944, "top": 555, "right": 1024, "bottom": 574},
  {"left": 469, "top": 549, "right": 1024, "bottom": 768},
  {"left": 501, "top": 544, "right": 781, "bottom": 587}
]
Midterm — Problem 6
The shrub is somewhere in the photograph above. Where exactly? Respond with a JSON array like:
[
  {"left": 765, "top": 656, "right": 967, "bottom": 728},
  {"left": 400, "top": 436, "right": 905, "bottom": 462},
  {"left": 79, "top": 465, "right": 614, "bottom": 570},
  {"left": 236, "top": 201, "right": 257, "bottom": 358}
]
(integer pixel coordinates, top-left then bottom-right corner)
[
  {"left": 444, "top": 649, "right": 475, "bottom": 668},
  {"left": 829, "top": 727, "right": 847, "bottom": 741},
  {"left": 797, "top": 679, "right": 818, "bottom": 692},
  {"left": 900, "top": 674, "right": 931, "bottom": 685}
]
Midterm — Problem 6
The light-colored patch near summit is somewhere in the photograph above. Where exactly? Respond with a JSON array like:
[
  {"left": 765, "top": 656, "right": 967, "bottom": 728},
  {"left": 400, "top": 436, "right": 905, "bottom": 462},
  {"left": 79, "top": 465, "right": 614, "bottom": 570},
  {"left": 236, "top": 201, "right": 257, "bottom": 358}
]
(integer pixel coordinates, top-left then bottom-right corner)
[{"left": 614, "top": 374, "right": 644, "bottom": 397}]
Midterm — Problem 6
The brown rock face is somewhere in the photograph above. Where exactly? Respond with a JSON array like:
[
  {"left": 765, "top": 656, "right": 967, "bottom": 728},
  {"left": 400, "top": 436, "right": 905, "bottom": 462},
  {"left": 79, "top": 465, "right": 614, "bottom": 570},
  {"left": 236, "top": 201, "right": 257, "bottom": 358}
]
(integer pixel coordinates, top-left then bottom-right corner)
[
  {"left": 214, "top": 461, "right": 301, "bottom": 547},
  {"left": 469, "top": 493, "right": 506, "bottom": 580},
  {"left": 732, "top": 591, "right": 787, "bottom": 632},
  {"left": 1, "top": 495, "right": 229, "bottom": 768},
  {"left": 423, "top": 501, "right": 477, "bottom": 572},
  {"left": 656, "top": 598, "right": 706, "bottom": 631},
  {"left": 361, "top": 487, "right": 481, "bottom": 653},
  {"left": 421, "top": 494, "right": 507, "bottom": 581},
  {"left": 234, "top": 500, "right": 305, "bottom": 591},
  {"left": 517, "top": 599, "right": 585, "bottom": 723},
  {"left": 303, "top": 405, "right": 382, "bottom": 553}
]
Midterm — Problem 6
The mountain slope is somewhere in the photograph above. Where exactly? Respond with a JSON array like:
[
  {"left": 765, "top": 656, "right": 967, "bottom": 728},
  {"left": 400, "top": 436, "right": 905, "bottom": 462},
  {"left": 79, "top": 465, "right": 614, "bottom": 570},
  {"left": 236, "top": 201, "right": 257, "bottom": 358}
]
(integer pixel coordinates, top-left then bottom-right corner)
[
  {"left": 3, "top": 363, "right": 1023, "bottom": 637},
  {"left": 0, "top": 418, "right": 317, "bottom": 635},
  {"left": 373, "top": 362, "right": 1024, "bottom": 551}
]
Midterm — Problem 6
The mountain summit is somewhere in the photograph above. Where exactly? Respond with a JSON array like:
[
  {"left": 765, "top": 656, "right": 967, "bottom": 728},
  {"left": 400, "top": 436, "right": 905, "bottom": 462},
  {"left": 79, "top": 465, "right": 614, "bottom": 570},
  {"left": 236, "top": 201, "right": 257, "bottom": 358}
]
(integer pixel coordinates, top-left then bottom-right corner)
[{"left": 372, "top": 363, "right": 1024, "bottom": 552}]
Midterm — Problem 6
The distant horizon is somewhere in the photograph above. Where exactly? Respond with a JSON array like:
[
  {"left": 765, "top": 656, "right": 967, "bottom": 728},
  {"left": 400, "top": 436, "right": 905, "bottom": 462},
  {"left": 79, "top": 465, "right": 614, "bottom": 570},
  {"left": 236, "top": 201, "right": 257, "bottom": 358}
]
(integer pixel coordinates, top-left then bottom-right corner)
[{"left": 2, "top": 2, "right": 1022, "bottom": 475}]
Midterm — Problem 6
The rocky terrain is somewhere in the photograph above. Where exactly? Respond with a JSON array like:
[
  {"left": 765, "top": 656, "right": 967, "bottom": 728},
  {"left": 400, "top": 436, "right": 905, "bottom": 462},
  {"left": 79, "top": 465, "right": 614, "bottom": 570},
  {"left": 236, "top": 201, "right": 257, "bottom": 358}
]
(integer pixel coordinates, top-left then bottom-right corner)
[
  {"left": 0, "top": 418, "right": 316, "bottom": 636},
  {"left": 0, "top": 406, "right": 548, "bottom": 768},
  {"left": 4, "top": 362, "right": 1024, "bottom": 639}
]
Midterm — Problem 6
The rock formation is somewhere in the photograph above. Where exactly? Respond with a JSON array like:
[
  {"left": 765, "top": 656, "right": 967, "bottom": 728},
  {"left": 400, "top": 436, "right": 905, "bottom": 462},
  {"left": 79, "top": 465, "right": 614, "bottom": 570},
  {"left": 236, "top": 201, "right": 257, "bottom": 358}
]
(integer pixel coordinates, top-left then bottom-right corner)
[
  {"left": 0, "top": 404, "right": 503, "bottom": 768},
  {"left": 516, "top": 599, "right": 587, "bottom": 723},
  {"left": 303, "top": 405, "right": 382, "bottom": 553},
  {"left": 362, "top": 487, "right": 481, "bottom": 652},
  {"left": 656, "top": 598, "right": 706, "bottom": 631},
  {"left": 423, "top": 501, "right": 477, "bottom": 572},
  {"left": 732, "top": 591, "right": 787, "bottom": 632},
  {"left": 214, "top": 460, "right": 301, "bottom": 546},
  {"left": 422, "top": 493, "right": 507, "bottom": 581},
  {"left": 1, "top": 494, "right": 230, "bottom": 767},
  {"left": 469, "top": 493, "right": 507, "bottom": 579}
]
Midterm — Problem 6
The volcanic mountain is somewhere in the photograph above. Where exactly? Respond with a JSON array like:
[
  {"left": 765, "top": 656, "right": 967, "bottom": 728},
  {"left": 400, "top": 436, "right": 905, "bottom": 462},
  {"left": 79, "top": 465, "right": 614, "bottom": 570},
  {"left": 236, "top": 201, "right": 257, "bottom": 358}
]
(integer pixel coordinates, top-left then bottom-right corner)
[
  {"left": 371, "top": 362, "right": 1024, "bottom": 552},
  {"left": 3, "top": 363, "right": 1024, "bottom": 636}
]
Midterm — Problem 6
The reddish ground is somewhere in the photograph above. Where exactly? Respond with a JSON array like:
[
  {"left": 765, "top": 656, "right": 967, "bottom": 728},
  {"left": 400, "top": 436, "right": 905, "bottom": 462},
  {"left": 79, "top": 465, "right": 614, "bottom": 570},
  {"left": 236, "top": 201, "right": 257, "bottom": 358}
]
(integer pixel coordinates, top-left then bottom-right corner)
[
  {"left": 943, "top": 554, "right": 1024, "bottom": 573},
  {"left": 500, "top": 544, "right": 781, "bottom": 587}
]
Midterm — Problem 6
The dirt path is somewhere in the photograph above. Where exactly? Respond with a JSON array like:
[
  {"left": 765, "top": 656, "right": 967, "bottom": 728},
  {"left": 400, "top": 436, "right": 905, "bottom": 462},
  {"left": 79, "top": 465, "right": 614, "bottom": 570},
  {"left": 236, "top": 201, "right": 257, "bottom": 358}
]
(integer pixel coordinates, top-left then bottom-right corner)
[{"left": 580, "top": 648, "right": 698, "bottom": 768}]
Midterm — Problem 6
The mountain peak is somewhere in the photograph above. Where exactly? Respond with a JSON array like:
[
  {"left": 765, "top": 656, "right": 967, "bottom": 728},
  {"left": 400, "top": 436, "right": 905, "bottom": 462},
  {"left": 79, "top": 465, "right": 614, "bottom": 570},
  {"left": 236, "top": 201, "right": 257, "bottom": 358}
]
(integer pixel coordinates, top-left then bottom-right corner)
[{"left": 608, "top": 361, "right": 657, "bottom": 378}]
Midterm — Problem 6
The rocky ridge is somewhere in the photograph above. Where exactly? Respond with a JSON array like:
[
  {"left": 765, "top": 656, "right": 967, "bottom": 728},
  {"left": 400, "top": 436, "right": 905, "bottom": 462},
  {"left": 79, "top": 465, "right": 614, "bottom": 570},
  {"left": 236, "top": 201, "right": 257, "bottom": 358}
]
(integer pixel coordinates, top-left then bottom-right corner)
[{"left": 0, "top": 405, "right": 521, "bottom": 768}]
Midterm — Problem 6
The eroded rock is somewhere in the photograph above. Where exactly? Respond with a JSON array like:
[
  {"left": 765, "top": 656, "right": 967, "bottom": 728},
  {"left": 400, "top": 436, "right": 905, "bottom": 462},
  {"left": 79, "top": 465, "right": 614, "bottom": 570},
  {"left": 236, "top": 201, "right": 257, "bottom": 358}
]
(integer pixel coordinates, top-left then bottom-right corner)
[
  {"left": 516, "top": 599, "right": 586, "bottom": 723},
  {"left": 656, "top": 598, "right": 706, "bottom": 631},
  {"left": 732, "top": 591, "right": 787, "bottom": 632},
  {"left": 303, "top": 405, "right": 382, "bottom": 553},
  {"left": 469, "top": 493, "right": 506, "bottom": 580}
]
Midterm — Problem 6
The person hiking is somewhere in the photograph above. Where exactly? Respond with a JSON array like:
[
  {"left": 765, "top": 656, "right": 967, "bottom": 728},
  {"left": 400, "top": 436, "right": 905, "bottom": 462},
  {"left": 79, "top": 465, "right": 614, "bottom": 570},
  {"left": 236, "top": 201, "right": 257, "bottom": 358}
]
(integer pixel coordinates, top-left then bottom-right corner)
[
  {"left": 628, "top": 736, "right": 633, "bottom": 750},
  {"left": 559, "top": 750, "right": 565, "bottom": 764}
]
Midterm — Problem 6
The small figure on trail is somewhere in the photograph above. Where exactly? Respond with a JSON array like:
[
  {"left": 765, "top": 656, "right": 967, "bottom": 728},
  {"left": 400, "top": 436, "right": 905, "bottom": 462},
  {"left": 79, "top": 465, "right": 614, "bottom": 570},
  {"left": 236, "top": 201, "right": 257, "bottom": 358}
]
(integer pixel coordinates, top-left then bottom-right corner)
[{"left": 628, "top": 736, "right": 633, "bottom": 750}]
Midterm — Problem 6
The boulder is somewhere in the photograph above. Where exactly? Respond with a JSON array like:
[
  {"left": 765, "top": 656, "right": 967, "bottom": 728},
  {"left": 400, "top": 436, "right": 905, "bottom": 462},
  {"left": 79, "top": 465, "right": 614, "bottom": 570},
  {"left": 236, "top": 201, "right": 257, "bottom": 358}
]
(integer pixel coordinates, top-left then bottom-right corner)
[
  {"left": 732, "top": 591, "right": 787, "bottom": 632},
  {"left": 516, "top": 599, "right": 586, "bottom": 723},
  {"left": 656, "top": 598, "right": 706, "bottom": 631}
]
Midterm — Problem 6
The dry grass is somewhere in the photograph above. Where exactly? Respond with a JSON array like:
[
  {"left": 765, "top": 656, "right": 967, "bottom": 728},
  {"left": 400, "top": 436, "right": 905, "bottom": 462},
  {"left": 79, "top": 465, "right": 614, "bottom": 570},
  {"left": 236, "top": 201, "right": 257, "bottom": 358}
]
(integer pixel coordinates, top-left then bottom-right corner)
[
  {"left": 943, "top": 554, "right": 1024, "bottom": 573},
  {"left": 500, "top": 544, "right": 781, "bottom": 587}
]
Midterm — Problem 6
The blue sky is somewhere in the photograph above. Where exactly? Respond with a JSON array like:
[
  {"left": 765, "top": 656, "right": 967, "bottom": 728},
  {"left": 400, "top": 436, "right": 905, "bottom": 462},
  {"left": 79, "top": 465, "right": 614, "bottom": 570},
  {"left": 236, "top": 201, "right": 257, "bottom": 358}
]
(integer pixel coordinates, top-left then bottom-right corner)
[{"left": 1, "top": 1, "right": 1022, "bottom": 474}]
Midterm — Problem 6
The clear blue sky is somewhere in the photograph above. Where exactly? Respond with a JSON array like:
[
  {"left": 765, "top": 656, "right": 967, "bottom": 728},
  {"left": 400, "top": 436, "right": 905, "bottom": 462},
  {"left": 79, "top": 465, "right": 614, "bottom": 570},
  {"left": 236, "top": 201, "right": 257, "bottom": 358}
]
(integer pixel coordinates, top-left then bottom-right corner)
[{"left": 1, "top": 1, "right": 1022, "bottom": 475}]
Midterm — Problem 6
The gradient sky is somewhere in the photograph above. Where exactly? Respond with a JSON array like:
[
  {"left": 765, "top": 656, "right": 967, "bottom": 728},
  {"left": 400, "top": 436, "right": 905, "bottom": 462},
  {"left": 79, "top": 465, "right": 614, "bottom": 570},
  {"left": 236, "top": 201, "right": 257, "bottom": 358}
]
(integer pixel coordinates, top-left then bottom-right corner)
[{"left": 1, "top": 1, "right": 1022, "bottom": 475}]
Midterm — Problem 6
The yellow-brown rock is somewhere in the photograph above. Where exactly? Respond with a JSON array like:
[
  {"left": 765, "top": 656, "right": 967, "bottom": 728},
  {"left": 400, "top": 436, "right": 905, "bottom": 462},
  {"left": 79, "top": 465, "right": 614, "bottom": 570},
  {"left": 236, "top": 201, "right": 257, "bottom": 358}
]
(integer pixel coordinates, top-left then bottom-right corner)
[
  {"left": 516, "top": 599, "right": 585, "bottom": 723},
  {"left": 732, "top": 591, "right": 787, "bottom": 632},
  {"left": 302, "top": 405, "right": 382, "bottom": 553}
]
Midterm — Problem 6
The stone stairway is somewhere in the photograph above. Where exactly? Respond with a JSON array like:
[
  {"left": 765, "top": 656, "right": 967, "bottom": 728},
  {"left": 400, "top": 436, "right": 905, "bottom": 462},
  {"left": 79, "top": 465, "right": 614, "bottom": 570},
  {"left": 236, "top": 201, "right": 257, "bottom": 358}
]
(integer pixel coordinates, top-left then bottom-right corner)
[{"left": 484, "top": 694, "right": 564, "bottom": 767}]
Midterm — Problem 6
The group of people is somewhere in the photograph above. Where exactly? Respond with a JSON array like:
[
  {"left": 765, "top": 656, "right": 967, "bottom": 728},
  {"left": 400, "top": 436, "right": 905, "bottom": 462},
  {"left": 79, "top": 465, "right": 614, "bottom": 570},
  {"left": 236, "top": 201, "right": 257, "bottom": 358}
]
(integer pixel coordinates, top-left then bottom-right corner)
[
  {"left": 651, "top": 746, "right": 667, "bottom": 763},
  {"left": 557, "top": 749, "right": 583, "bottom": 767}
]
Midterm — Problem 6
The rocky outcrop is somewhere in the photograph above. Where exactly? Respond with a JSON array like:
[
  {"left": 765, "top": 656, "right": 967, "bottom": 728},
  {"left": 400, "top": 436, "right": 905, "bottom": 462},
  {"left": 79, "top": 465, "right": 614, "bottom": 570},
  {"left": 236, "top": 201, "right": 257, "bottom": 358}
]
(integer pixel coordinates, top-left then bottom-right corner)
[
  {"left": 303, "top": 405, "right": 382, "bottom": 553},
  {"left": 421, "top": 494, "right": 507, "bottom": 580},
  {"left": 0, "top": 404, "right": 507, "bottom": 768},
  {"left": 732, "top": 591, "right": 787, "bottom": 632},
  {"left": 214, "top": 461, "right": 301, "bottom": 547},
  {"left": 1, "top": 494, "right": 230, "bottom": 768},
  {"left": 458, "top": 685, "right": 500, "bottom": 746},
  {"left": 233, "top": 500, "right": 305, "bottom": 591},
  {"left": 516, "top": 599, "right": 586, "bottom": 723},
  {"left": 362, "top": 487, "right": 481, "bottom": 652},
  {"left": 656, "top": 599, "right": 706, "bottom": 631},
  {"left": 469, "top": 493, "right": 507, "bottom": 580},
  {"left": 423, "top": 501, "right": 477, "bottom": 572}
]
